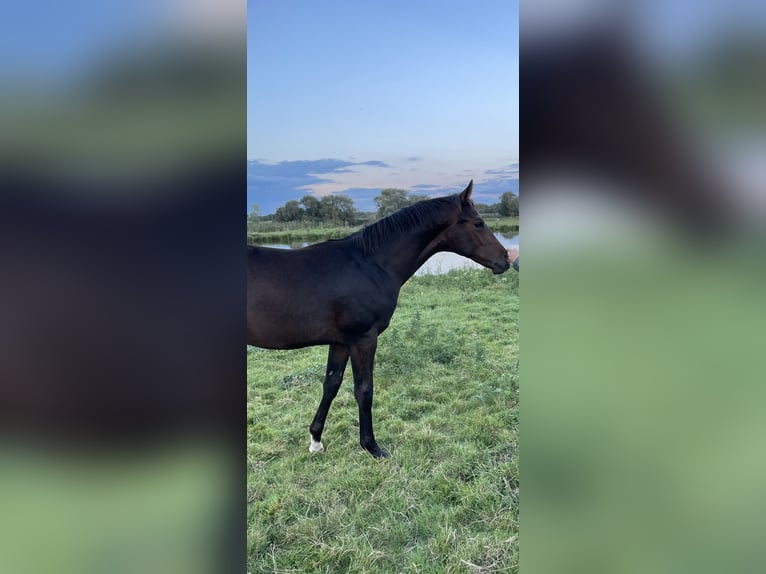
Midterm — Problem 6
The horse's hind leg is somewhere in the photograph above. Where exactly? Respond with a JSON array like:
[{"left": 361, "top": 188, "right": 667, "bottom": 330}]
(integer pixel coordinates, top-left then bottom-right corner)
[
  {"left": 350, "top": 334, "right": 388, "bottom": 458},
  {"left": 308, "top": 344, "right": 349, "bottom": 453}
]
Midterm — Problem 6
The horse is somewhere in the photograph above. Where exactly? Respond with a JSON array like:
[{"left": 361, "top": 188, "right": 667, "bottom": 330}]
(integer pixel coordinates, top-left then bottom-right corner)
[{"left": 246, "top": 181, "right": 511, "bottom": 458}]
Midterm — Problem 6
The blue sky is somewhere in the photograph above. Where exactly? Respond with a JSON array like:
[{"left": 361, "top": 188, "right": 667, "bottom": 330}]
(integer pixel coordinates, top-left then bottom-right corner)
[{"left": 247, "top": 0, "right": 519, "bottom": 212}]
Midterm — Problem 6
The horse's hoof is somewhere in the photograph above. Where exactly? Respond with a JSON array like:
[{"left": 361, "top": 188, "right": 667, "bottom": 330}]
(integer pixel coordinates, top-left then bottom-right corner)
[
  {"left": 309, "top": 437, "right": 325, "bottom": 453},
  {"left": 363, "top": 443, "right": 389, "bottom": 458}
]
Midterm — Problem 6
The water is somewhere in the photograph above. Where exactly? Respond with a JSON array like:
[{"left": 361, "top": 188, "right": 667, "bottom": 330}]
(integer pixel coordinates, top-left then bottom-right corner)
[{"left": 262, "top": 232, "right": 518, "bottom": 275}]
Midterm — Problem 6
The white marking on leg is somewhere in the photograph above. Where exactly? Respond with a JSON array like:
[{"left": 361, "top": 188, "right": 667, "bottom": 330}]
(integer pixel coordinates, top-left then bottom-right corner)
[
  {"left": 328, "top": 370, "right": 334, "bottom": 376},
  {"left": 309, "top": 436, "right": 325, "bottom": 453}
]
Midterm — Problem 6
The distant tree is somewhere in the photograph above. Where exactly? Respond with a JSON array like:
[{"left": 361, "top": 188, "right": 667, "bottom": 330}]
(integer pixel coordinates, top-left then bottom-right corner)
[
  {"left": 299, "top": 195, "right": 321, "bottom": 221},
  {"left": 247, "top": 203, "right": 261, "bottom": 229},
  {"left": 408, "top": 193, "right": 430, "bottom": 204},
  {"left": 274, "top": 199, "right": 303, "bottom": 222},
  {"left": 473, "top": 202, "right": 491, "bottom": 213},
  {"left": 480, "top": 202, "right": 502, "bottom": 215},
  {"left": 320, "top": 194, "right": 357, "bottom": 225},
  {"left": 374, "top": 189, "right": 430, "bottom": 218},
  {"left": 375, "top": 188, "right": 410, "bottom": 218},
  {"left": 499, "top": 192, "right": 519, "bottom": 217}
]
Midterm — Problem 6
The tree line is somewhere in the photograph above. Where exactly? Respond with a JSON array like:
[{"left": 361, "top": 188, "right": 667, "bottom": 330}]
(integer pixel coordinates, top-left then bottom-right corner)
[{"left": 249, "top": 188, "right": 518, "bottom": 225}]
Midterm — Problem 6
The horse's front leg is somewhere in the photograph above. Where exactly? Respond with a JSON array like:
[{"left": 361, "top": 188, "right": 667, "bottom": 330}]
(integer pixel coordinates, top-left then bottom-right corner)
[
  {"left": 350, "top": 333, "right": 388, "bottom": 458},
  {"left": 308, "top": 344, "right": 349, "bottom": 453}
]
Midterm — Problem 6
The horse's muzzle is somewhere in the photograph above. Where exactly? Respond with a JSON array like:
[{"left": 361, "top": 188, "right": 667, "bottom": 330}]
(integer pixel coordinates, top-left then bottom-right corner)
[{"left": 492, "top": 259, "right": 511, "bottom": 274}]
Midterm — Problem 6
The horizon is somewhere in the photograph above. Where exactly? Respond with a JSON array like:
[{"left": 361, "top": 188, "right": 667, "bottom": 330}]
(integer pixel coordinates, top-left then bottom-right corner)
[
  {"left": 249, "top": 178, "right": 519, "bottom": 216},
  {"left": 247, "top": 159, "right": 519, "bottom": 214}
]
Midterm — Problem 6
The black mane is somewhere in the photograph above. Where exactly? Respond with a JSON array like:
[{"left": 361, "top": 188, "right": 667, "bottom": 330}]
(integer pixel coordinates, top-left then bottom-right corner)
[{"left": 353, "top": 195, "right": 458, "bottom": 255}]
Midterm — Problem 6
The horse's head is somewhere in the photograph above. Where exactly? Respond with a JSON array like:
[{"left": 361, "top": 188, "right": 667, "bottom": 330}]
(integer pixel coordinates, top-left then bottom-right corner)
[{"left": 442, "top": 181, "right": 511, "bottom": 274}]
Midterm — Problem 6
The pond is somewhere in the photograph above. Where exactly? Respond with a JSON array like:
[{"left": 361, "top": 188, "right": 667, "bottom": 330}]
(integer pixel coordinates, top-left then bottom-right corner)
[{"left": 261, "top": 232, "right": 518, "bottom": 275}]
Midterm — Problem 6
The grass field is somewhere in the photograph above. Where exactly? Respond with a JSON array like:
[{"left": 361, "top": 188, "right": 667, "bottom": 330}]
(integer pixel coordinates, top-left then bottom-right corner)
[
  {"left": 246, "top": 225, "right": 359, "bottom": 246},
  {"left": 247, "top": 268, "right": 519, "bottom": 573}
]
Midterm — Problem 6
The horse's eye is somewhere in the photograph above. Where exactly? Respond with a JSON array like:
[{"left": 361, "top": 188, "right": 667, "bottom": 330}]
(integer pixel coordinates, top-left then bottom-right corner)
[{"left": 474, "top": 221, "right": 484, "bottom": 229}]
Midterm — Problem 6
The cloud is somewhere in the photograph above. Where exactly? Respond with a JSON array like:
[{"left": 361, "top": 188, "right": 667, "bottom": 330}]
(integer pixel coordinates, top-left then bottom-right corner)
[
  {"left": 247, "top": 158, "right": 390, "bottom": 213},
  {"left": 484, "top": 162, "right": 519, "bottom": 176},
  {"left": 476, "top": 162, "right": 520, "bottom": 201},
  {"left": 247, "top": 158, "right": 520, "bottom": 214},
  {"left": 247, "top": 158, "right": 354, "bottom": 176},
  {"left": 473, "top": 177, "right": 519, "bottom": 201},
  {"left": 357, "top": 160, "right": 390, "bottom": 168},
  {"left": 407, "top": 156, "right": 422, "bottom": 162}
]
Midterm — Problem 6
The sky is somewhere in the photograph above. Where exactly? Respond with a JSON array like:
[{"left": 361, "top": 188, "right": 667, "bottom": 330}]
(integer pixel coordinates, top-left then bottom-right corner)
[
  {"left": 4, "top": 0, "right": 755, "bottom": 213},
  {"left": 247, "top": 0, "right": 519, "bottom": 212}
]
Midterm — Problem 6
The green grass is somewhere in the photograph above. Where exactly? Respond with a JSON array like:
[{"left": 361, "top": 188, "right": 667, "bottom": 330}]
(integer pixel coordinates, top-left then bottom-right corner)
[
  {"left": 246, "top": 225, "right": 359, "bottom": 246},
  {"left": 247, "top": 268, "right": 519, "bottom": 573},
  {"left": 482, "top": 216, "right": 519, "bottom": 234}
]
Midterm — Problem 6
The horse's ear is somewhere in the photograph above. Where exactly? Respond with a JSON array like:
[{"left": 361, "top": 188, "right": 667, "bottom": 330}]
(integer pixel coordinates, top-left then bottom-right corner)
[{"left": 459, "top": 180, "right": 474, "bottom": 204}]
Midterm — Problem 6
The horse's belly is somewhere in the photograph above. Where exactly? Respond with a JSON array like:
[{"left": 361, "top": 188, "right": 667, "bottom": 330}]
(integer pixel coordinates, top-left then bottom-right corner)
[{"left": 247, "top": 303, "right": 338, "bottom": 349}]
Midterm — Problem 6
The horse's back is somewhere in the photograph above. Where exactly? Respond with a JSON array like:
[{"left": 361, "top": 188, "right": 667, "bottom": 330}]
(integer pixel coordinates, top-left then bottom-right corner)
[{"left": 247, "top": 242, "right": 350, "bottom": 286}]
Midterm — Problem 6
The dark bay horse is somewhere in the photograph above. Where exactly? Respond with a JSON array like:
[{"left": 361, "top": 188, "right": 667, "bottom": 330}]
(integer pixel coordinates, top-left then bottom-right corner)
[{"left": 247, "top": 181, "right": 510, "bottom": 458}]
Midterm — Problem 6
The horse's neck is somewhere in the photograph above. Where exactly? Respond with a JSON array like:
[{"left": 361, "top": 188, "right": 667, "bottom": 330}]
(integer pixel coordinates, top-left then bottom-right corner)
[{"left": 372, "top": 225, "right": 446, "bottom": 285}]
